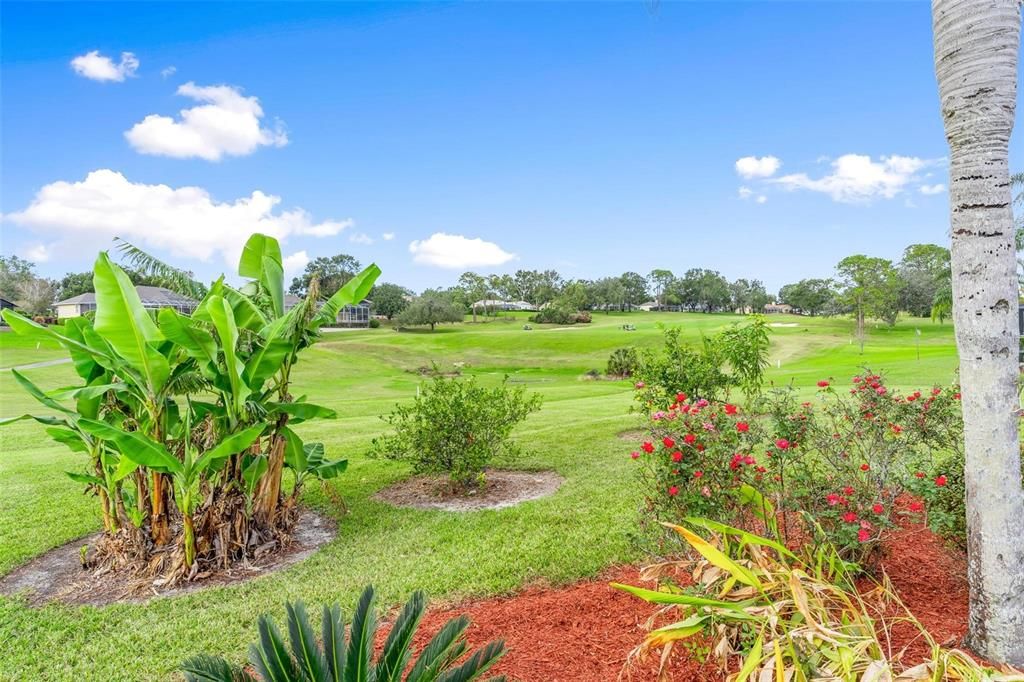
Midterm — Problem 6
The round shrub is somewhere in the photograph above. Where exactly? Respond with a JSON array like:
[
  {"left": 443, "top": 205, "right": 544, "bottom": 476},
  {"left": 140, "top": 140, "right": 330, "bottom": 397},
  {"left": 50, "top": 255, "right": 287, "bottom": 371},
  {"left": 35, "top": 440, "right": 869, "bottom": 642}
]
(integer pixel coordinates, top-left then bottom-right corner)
[{"left": 607, "top": 347, "right": 639, "bottom": 377}]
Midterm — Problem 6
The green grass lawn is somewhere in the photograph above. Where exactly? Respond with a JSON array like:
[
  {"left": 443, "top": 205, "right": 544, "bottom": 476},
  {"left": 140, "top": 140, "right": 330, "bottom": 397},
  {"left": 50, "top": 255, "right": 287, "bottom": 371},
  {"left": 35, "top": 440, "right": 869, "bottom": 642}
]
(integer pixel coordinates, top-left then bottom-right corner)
[{"left": 0, "top": 313, "right": 960, "bottom": 681}]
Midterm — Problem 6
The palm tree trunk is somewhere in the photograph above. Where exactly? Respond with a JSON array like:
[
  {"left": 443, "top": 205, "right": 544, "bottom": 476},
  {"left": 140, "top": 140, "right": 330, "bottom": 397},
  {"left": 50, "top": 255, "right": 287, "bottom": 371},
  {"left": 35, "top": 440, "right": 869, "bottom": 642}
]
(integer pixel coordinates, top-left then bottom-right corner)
[{"left": 934, "top": 0, "right": 1024, "bottom": 664}]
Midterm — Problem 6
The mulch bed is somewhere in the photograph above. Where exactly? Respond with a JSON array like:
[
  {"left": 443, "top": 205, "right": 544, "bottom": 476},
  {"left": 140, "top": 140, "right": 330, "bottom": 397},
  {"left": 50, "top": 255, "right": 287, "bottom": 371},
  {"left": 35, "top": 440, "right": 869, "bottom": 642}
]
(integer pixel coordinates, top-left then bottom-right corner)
[
  {"left": 398, "top": 518, "right": 972, "bottom": 681},
  {"left": 373, "top": 470, "right": 565, "bottom": 512},
  {"left": 0, "top": 510, "right": 336, "bottom": 607}
]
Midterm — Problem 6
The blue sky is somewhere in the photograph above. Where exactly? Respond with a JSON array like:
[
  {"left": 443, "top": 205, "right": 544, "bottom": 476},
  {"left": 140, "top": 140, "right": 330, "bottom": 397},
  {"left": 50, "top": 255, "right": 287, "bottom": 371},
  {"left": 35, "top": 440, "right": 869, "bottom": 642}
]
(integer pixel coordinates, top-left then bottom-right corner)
[{"left": 3, "top": 1, "right": 1021, "bottom": 295}]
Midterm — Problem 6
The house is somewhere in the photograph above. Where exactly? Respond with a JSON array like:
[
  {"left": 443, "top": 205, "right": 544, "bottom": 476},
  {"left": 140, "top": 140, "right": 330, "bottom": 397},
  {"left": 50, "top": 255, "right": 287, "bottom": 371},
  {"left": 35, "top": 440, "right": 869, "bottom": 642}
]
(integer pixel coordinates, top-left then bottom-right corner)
[
  {"left": 763, "top": 302, "right": 793, "bottom": 314},
  {"left": 0, "top": 297, "right": 16, "bottom": 312},
  {"left": 471, "top": 299, "right": 534, "bottom": 312},
  {"left": 54, "top": 285, "right": 198, "bottom": 319},
  {"left": 285, "top": 293, "right": 373, "bottom": 327}
]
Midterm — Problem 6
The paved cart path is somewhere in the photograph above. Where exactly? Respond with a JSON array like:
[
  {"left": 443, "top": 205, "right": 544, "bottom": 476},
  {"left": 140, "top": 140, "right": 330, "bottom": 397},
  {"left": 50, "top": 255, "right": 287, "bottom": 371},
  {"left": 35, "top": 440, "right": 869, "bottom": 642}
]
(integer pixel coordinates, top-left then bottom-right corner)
[{"left": 0, "top": 357, "right": 72, "bottom": 372}]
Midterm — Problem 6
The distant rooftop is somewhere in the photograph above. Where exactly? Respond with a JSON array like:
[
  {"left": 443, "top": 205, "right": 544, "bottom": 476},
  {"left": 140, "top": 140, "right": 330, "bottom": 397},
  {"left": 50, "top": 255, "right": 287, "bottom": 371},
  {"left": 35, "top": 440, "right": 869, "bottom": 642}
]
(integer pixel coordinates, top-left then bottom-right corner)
[{"left": 56, "top": 285, "right": 198, "bottom": 307}]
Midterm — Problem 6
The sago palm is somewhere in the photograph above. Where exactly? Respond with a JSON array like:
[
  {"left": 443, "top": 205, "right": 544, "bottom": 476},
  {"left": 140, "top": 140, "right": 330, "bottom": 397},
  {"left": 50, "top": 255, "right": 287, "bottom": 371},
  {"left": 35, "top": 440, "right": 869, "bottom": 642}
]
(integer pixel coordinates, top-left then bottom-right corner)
[{"left": 181, "top": 585, "right": 506, "bottom": 682}]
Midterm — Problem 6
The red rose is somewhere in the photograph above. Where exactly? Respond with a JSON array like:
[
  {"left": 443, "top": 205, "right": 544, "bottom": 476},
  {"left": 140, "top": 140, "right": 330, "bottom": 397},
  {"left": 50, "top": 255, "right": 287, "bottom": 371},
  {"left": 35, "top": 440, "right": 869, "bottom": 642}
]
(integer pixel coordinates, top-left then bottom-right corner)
[
  {"left": 775, "top": 438, "right": 790, "bottom": 450},
  {"left": 817, "top": 380, "right": 829, "bottom": 388},
  {"left": 826, "top": 493, "right": 841, "bottom": 506},
  {"left": 907, "top": 394, "right": 917, "bottom": 402},
  {"left": 736, "top": 422, "right": 749, "bottom": 433},
  {"left": 675, "top": 392, "right": 686, "bottom": 403},
  {"left": 857, "top": 528, "right": 871, "bottom": 543},
  {"left": 843, "top": 512, "right": 858, "bottom": 523},
  {"left": 909, "top": 500, "right": 924, "bottom": 512},
  {"left": 662, "top": 437, "right": 675, "bottom": 449},
  {"left": 872, "top": 503, "right": 884, "bottom": 514},
  {"left": 642, "top": 441, "right": 654, "bottom": 454},
  {"left": 671, "top": 451, "right": 683, "bottom": 462},
  {"left": 630, "top": 451, "right": 640, "bottom": 460},
  {"left": 724, "top": 403, "right": 738, "bottom": 415},
  {"left": 683, "top": 433, "right": 697, "bottom": 444},
  {"left": 668, "top": 485, "right": 679, "bottom": 497},
  {"left": 935, "top": 475, "right": 947, "bottom": 487},
  {"left": 843, "top": 486, "right": 854, "bottom": 496},
  {"left": 860, "top": 463, "right": 870, "bottom": 472},
  {"left": 914, "top": 471, "right": 925, "bottom": 478},
  {"left": 693, "top": 470, "right": 703, "bottom": 478}
]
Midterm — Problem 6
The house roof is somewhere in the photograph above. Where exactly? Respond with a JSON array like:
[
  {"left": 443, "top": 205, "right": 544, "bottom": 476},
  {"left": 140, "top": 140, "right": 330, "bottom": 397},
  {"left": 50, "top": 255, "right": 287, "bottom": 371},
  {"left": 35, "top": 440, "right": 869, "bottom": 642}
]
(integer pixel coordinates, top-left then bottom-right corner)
[
  {"left": 0, "top": 297, "right": 16, "bottom": 307},
  {"left": 56, "top": 285, "right": 198, "bottom": 307}
]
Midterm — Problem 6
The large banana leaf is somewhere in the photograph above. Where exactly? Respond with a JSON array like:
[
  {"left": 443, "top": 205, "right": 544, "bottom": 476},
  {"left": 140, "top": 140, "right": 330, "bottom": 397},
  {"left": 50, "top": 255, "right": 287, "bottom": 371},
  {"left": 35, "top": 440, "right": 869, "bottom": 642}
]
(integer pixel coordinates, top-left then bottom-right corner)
[
  {"left": 312, "top": 264, "right": 381, "bottom": 330},
  {"left": 78, "top": 418, "right": 183, "bottom": 475},
  {"left": 92, "top": 252, "right": 170, "bottom": 393},
  {"left": 9, "top": 369, "right": 75, "bottom": 415},
  {"left": 243, "top": 338, "right": 293, "bottom": 391},
  {"left": 238, "top": 233, "right": 284, "bottom": 318},
  {"left": 268, "top": 402, "right": 336, "bottom": 423},
  {"left": 195, "top": 424, "right": 267, "bottom": 474},
  {"left": 159, "top": 308, "right": 218, "bottom": 368},
  {"left": 207, "top": 294, "right": 249, "bottom": 417}
]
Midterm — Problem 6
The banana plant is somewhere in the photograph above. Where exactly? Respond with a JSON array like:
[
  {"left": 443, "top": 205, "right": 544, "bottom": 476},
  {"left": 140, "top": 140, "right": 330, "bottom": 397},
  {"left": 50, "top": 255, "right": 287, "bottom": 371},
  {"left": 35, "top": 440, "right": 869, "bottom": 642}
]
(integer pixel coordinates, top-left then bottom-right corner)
[{"left": 181, "top": 585, "right": 507, "bottom": 682}]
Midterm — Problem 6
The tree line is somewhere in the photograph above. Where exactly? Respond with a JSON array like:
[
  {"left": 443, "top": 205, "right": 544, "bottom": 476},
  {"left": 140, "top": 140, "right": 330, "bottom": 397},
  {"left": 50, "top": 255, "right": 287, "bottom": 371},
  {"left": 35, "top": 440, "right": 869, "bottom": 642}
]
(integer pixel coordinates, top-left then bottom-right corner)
[{"left": 0, "top": 239, "right": 963, "bottom": 329}]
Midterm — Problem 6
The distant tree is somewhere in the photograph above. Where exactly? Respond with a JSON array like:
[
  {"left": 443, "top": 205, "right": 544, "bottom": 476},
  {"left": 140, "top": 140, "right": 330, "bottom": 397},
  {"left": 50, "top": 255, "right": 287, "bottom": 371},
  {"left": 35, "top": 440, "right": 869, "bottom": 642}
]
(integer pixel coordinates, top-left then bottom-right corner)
[
  {"left": 898, "top": 243, "right": 951, "bottom": 317},
  {"left": 619, "top": 271, "right": 649, "bottom": 309},
  {"left": 289, "top": 253, "right": 361, "bottom": 298},
  {"left": 676, "top": 268, "right": 730, "bottom": 313},
  {"left": 728, "top": 278, "right": 770, "bottom": 313},
  {"left": 648, "top": 269, "right": 675, "bottom": 308},
  {"left": 370, "top": 282, "right": 412, "bottom": 320},
  {"left": 458, "top": 272, "right": 488, "bottom": 321},
  {"left": 56, "top": 271, "right": 94, "bottom": 301},
  {"left": 17, "top": 277, "right": 56, "bottom": 316},
  {"left": 397, "top": 296, "right": 464, "bottom": 331},
  {"left": 0, "top": 255, "right": 35, "bottom": 302},
  {"left": 591, "top": 276, "right": 626, "bottom": 312},
  {"left": 560, "top": 280, "right": 591, "bottom": 311},
  {"left": 836, "top": 255, "right": 901, "bottom": 350},
  {"left": 778, "top": 278, "right": 837, "bottom": 316},
  {"left": 534, "top": 270, "right": 563, "bottom": 305}
]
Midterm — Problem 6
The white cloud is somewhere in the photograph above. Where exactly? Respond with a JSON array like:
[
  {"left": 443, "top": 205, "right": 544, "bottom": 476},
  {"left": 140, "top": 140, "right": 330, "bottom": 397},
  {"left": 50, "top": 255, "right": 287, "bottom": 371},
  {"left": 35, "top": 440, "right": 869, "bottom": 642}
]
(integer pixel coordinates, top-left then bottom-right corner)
[
  {"left": 773, "top": 154, "right": 936, "bottom": 203},
  {"left": 125, "top": 82, "right": 288, "bottom": 161},
  {"left": 21, "top": 243, "right": 52, "bottom": 263},
  {"left": 735, "top": 156, "right": 781, "bottom": 179},
  {"left": 920, "top": 183, "right": 946, "bottom": 195},
  {"left": 382, "top": 232, "right": 395, "bottom": 241},
  {"left": 738, "top": 186, "right": 767, "bottom": 204},
  {"left": 5, "top": 169, "right": 351, "bottom": 267},
  {"left": 283, "top": 250, "right": 310, "bottom": 280},
  {"left": 70, "top": 51, "right": 139, "bottom": 82},
  {"left": 408, "top": 232, "right": 516, "bottom": 269},
  {"left": 161, "top": 66, "right": 177, "bottom": 79},
  {"left": 349, "top": 232, "right": 374, "bottom": 245}
]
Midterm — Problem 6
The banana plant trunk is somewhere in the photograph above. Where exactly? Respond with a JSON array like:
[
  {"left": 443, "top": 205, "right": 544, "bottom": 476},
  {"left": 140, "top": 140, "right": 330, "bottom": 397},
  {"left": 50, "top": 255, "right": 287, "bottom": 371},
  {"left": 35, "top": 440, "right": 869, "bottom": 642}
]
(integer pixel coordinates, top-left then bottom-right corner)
[
  {"left": 933, "top": 0, "right": 1024, "bottom": 664},
  {"left": 254, "top": 416, "right": 289, "bottom": 525},
  {"left": 150, "top": 471, "right": 172, "bottom": 546}
]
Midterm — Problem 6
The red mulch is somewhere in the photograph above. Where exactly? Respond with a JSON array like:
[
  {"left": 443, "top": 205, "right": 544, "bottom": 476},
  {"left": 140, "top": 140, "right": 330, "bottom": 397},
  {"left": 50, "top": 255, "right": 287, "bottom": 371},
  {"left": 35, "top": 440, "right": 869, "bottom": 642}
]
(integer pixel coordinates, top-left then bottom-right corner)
[{"left": 382, "top": 515, "right": 971, "bottom": 681}]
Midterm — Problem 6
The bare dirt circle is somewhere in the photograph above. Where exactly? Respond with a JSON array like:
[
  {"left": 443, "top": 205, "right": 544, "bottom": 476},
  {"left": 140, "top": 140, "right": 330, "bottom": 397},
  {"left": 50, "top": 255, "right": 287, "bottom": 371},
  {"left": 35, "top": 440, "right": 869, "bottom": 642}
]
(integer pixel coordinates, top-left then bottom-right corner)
[
  {"left": 0, "top": 509, "right": 336, "bottom": 607},
  {"left": 374, "top": 469, "right": 565, "bottom": 512}
]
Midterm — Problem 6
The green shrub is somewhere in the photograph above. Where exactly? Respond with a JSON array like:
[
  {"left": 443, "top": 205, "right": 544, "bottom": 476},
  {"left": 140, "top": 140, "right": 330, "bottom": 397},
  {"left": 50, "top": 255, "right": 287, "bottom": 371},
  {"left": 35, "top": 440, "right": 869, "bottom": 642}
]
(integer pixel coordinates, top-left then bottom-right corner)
[
  {"left": 606, "top": 347, "right": 639, "bottom": 377},
  {"left": 181, "top": 584, "right": 506, "bottom": 682},
  {"left": 372, "top": 375, "right": 542, "bottom": 487},
  {"left": 368, "top": 317, "right": 381, "bottom": 328}
]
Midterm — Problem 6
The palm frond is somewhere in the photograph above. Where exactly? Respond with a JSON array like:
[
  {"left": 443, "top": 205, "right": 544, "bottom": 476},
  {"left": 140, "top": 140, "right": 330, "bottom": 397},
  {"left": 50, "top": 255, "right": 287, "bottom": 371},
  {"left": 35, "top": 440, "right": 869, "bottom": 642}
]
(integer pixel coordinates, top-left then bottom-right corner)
[
  {"left": 286, "top": 601, "right": 328, "bottom": 682},
  {"left": 181, "top": 654, "right": 255, "bottom": 682},
  {"left": 114, "top": 237, "right": 209, "bottom": 299}
]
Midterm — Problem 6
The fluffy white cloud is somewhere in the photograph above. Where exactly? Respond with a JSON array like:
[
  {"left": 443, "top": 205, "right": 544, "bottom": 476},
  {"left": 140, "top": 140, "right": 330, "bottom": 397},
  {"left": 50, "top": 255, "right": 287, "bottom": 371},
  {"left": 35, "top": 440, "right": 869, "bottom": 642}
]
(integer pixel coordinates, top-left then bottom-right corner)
[
  {"left": 756, "top": 195, "right": 767, "bottom": 204},
  {"left": 408, "top": 232, "right": 516, "bottom": 269},
  {"left": 161, "top": 66, "right": 177, "bottom": 79},
  {"left": 71, "top": 50, "right": 139, "bottom": 82},
  {"left": 125, "top": 82, "right": 288, "bottom": 161},
  {"left": 349, "top": 232, "right": 374, "bottom": 245},
  {"left": 773, "top": 154, "right": 935, "bottom": 203},
  {"left": 5, "top": 169, "right": 351, "bottom": 267},
  {"left": 382, "top": 232, "right": 395, "bottom": 241},
  {"left": 735, "top": 156, "right": 781, "bottom": 179},
  {"left": 920, "top": 183, "right": 946, "bottom": 195}
]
